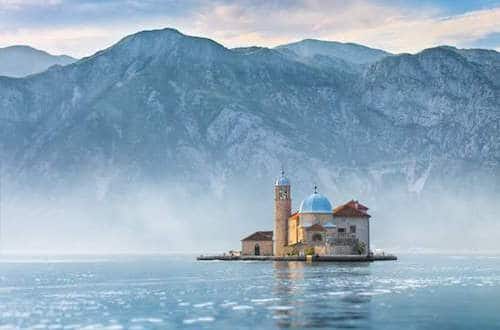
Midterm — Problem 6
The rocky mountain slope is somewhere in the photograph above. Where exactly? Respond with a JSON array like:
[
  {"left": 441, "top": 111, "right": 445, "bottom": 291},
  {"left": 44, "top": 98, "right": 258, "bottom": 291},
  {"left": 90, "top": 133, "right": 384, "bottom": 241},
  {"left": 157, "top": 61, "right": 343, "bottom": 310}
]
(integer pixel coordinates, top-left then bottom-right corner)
[
  {"left": 1, "top": 28, "right": 497, "bottom": 190},
  {"left": 0, "top": 28, "right": 499, "bottom": 252},
  {"left": 0, "top": 45, "right": 76, "bottom": 78}
]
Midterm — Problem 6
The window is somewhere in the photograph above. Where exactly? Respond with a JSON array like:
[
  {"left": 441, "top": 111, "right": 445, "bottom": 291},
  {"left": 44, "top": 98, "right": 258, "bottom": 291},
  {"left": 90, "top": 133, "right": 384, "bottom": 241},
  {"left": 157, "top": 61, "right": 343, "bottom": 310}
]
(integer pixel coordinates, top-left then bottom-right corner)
[
  {"left": 338, "top": 228, "right": 345, "bottom": 233},
  {"left": 350, "top": 225, "right": 356, "bottom": 234}
]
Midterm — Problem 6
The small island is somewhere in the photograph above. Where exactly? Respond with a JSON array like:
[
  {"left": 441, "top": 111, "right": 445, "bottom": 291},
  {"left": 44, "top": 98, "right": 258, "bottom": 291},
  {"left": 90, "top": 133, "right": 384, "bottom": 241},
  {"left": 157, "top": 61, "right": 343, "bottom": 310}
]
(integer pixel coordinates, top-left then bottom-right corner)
[{"left": 199, "top": 170, "right": 397, "bottom": 262}]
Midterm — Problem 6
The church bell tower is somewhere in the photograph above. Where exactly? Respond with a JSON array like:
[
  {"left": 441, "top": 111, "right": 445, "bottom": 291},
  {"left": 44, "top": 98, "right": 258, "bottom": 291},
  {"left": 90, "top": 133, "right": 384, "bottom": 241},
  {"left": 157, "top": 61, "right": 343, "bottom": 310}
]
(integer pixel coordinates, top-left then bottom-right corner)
[{"left": 274, "top": 169, "right": 291, "bottom": 256}]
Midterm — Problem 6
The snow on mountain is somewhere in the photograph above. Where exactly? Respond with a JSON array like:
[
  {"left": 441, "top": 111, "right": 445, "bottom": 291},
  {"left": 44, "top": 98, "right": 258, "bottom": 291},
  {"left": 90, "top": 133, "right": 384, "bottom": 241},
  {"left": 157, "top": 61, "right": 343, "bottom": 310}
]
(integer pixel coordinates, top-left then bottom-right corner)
[{"left": 0, "top": 45, "right": 76, "bottom": 78}]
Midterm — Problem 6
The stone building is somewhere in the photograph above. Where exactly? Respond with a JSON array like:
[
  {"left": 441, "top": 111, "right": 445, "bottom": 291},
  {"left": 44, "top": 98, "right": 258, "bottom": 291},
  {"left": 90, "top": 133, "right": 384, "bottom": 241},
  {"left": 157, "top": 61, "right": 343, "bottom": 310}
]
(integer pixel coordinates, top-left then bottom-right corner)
[
  {"left": 241, "top": 231, "right": 273, "bottom": 256},
  {"left": 332, "top": 200, "right": 371, "bottom": 255},
  {"left": 241, "top": 170, "right": 372, "bottom": 256}
]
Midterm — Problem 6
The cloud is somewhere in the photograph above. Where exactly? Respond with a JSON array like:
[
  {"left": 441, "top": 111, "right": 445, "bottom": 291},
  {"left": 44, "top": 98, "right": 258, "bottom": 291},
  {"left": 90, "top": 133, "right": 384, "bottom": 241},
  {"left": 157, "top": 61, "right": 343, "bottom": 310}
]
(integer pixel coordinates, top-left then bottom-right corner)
[
  {"left": 337, "top": 6, "right": 500, "bottom": 53},
  {"left": 187, "top": 0, "right": 500, "bottom": 53},
  {"left": 0, "top": 26, "right": 112, "bottom": 56},
  {"left": 0, "top": 0, "right": 499, "bottom": 57},
  {"left": 0, "top": 0, "right": 60, "bottom": 10}
]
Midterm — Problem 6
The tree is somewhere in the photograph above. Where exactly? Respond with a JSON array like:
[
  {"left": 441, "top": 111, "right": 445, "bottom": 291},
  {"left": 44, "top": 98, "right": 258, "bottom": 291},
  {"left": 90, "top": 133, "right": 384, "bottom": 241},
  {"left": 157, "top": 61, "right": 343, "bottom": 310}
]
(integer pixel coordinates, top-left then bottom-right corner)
[{"left": 355, "top": 241, "right": 366, "bottom": 255}]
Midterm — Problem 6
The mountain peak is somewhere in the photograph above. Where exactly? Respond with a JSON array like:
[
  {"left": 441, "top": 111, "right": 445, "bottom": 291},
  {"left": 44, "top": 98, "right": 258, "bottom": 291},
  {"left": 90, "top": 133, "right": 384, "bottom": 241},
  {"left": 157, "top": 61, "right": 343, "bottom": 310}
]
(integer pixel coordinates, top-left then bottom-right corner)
[
  {"left": 0, "top": 45, "right": 76, "bottom": 77},
  {"left": 275, "top": 38, "right": 390, "bottom": 64},
  {"left": 0, "top": 44, "right": 75, "bottom": 60},
  {"left": 120, "top": 27, "right": 184, "bottom": 42},
  {"left": 82, "top": 27, "right": 230, "bottom": 65},
  {"left": 1, "top": 45, "right": 40, "bottom": 52}
]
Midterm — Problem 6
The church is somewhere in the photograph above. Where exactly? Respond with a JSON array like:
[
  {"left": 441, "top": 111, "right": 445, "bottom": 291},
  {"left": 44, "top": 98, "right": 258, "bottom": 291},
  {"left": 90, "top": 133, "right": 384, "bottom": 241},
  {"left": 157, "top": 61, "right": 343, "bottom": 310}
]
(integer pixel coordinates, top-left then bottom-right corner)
[{"left": 241, "top": 170, "right": 372, "bottom": 257}]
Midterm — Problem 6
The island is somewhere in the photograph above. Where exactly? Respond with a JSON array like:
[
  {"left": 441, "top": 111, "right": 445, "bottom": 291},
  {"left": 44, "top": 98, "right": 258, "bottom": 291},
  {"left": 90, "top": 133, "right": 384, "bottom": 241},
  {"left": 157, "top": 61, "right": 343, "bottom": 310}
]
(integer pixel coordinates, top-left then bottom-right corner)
[{"left": 198, "top": 170, "right": 397, "bottom": 262}]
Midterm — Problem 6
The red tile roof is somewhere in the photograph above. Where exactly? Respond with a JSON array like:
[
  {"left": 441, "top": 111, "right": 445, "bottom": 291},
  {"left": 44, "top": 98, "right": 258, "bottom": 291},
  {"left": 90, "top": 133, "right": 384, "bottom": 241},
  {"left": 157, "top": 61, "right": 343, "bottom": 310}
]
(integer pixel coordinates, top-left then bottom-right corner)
[
  {"left": 334, "top": 200, "right": 371, "bottom": 218},
  {"left": 241, "top": 231, "right": 273, "bottom": 241},
  {"left": 346, "top": 200, "right": 368, "bottom": 211}
]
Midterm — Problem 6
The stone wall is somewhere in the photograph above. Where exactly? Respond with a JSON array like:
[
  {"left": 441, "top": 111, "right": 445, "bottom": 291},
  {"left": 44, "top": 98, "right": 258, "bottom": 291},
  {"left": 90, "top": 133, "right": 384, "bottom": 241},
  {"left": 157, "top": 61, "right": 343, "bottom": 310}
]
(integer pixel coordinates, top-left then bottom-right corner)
[
  {"left": 334, "top": 216, "right": 370, "bottom": 255},
  {"left": 331, "top": 245, "right": 354, "bottom": 255},
  {"left": 242, "top": 240, "right": 273, "bottom": 256}
]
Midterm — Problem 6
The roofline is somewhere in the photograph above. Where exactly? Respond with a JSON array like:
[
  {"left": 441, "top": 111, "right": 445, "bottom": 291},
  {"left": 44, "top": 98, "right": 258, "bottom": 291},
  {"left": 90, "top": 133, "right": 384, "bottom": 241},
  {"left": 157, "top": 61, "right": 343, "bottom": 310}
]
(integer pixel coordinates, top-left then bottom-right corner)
[
  {"left": 241, "top": 231, "right": 273, "bottom": 241},
  {"left": 333, "top": 213, "right": 371, "bottom": 218}
]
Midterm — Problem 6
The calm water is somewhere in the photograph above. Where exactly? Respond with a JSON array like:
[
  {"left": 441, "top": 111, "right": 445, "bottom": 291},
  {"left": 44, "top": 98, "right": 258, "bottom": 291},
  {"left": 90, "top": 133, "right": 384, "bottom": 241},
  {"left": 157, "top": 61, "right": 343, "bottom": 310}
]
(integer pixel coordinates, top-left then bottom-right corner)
[{"left": 1, "top": 255, "right": 500, "bottom": 329}]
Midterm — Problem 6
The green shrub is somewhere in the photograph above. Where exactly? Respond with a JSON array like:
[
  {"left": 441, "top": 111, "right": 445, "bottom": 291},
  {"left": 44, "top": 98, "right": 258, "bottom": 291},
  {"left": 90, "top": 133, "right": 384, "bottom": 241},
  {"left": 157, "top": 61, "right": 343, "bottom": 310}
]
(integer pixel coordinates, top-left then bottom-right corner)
[
  {"left": 355, "top": 241, "right": 366, "bottom": 255},
  {"left": 305, "top": 247, "right": 315, "bottom": 256}
]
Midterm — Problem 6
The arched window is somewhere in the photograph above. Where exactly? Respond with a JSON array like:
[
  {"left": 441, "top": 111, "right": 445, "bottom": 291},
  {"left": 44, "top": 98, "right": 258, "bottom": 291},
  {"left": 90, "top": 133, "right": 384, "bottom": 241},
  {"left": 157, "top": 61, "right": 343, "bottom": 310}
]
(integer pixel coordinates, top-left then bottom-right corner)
[
  {"left": 312, "top": 233, "right": 323, "bottom": 242},
  {"left": 254, "top": 243, "right": 260, "bottom": 256}
]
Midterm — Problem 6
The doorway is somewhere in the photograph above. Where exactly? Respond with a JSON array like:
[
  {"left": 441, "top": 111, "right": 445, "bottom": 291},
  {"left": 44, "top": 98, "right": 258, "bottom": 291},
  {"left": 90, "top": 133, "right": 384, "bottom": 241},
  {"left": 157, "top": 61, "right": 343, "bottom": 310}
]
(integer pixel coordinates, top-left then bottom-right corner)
[{"left": 254, "top": 243, "right": 260, "bottom": 256}]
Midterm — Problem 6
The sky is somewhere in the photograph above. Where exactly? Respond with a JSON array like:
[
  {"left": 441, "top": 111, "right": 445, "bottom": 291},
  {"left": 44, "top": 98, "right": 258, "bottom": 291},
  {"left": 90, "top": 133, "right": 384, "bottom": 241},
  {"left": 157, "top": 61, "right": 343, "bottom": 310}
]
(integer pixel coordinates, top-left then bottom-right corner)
[{"left": 0, "top": 0, "right": 499, "bottom": 58}]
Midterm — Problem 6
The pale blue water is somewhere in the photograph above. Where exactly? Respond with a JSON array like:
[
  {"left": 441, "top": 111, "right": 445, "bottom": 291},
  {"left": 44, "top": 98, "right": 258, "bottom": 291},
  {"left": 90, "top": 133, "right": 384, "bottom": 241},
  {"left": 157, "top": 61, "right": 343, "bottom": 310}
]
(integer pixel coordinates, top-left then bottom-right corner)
[{"left": 1, "top": 255, "right": 500, "bottom": 329}]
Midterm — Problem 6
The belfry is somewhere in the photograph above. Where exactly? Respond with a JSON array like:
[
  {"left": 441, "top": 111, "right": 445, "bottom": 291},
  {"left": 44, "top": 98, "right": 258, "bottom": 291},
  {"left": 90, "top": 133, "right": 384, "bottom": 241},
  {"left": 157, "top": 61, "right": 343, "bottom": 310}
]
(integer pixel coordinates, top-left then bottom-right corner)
[{"left": 274, "top": 169, "right": 291, "bottom": 256}]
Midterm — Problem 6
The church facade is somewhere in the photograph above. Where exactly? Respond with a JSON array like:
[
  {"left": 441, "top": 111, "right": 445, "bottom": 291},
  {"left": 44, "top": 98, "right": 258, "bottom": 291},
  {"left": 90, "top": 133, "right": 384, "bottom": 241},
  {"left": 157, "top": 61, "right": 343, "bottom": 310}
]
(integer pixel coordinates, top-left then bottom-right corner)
[{"left": 241, "top": 171, "right": 372, "bottom": 257}]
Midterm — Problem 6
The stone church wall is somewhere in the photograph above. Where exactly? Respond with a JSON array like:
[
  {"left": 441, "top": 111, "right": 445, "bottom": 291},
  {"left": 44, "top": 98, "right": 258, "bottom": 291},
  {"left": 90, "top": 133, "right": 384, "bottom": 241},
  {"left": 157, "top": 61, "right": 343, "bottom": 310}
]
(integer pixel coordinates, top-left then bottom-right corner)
[
  {"left": 332, "top": 245, "right": 355, "bottom": 255},
  {"left": 241, "top": 240, "right": 273, "bottom": 256}
]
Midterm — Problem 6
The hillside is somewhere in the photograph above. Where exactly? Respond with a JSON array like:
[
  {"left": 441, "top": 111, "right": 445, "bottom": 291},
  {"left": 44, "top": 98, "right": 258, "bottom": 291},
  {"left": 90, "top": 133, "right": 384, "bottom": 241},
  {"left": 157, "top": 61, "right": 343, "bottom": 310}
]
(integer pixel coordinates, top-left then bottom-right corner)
[{"left": 0, "top": 45, "right": 76, "bottom": 77}]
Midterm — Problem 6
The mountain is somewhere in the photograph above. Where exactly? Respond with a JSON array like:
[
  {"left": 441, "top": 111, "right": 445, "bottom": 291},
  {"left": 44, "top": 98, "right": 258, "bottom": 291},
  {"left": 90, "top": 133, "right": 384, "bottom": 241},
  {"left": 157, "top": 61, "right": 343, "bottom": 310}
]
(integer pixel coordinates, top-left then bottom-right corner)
[
  {"left": 364, "top": 46, "right": 499, "bottom": 159},
  {"left": 275, "top": 39, "right": 391, "bottom": 75},
  {"left": 275, "top": 39, "right": 390, "bottom": 64},
  {"left": 0, "top": 28, "right": 499, "bottom": 252},
  {"left": 1, "top": 29, "right": 496, "bottom": 185},
  {"left": 0, "top": 45, "right": 76, "bottom": 77},
  {"left": 1, "top": 28, "right": 350, "bottom": 187}
]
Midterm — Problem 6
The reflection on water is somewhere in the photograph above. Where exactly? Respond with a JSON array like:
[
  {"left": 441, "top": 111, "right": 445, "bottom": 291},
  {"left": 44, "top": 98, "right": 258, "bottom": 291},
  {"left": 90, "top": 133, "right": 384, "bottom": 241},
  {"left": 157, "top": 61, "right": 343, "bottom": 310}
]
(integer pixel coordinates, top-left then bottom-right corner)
[
  {"left": 272, "top": 262, "right": 372, "bottom": 329},
  {"left": 272, "top": 262, "right": 303, "bottom": 328},
  {"left": 1, "top": 255, "right": 500, "bottom": 329}
]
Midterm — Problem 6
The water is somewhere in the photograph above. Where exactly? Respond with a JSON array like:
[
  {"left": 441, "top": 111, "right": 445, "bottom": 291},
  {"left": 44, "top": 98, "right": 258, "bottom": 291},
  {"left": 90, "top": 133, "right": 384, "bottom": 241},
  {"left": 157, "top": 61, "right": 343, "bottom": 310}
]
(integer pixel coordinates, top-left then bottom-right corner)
[{"left": 1, "top": 255, "right": 500, "bottom": 329}]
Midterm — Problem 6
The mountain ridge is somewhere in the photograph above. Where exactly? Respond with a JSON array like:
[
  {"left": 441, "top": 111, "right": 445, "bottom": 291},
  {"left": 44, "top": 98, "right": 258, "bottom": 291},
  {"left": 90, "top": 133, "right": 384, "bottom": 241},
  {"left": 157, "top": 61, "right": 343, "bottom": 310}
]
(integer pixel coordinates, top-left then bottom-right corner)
[
  {"left": 0, "top": 27, "right": 498, "bottom": 191},
  {"left": 0, "top": 45, "right": 77, "bottom": 78},
  {"left": 275, "top": 38, "right": 391, "bottom": 65}
]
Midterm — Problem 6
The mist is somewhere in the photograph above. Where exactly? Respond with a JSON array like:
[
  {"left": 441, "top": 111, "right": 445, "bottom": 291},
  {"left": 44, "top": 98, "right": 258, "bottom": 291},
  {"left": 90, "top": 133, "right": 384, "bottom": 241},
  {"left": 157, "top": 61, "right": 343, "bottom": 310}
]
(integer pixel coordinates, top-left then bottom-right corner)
[{"left": 2, "top": 166, "right": 499, "bottom": 255}]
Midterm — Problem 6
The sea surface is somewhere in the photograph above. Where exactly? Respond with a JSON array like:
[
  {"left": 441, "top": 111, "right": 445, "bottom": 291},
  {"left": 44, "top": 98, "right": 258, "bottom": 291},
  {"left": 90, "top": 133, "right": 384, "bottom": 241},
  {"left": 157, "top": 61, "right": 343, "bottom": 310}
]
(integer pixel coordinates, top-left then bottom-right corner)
[{"left": 1, "top": 254, "right": 500, "bottom": 329}]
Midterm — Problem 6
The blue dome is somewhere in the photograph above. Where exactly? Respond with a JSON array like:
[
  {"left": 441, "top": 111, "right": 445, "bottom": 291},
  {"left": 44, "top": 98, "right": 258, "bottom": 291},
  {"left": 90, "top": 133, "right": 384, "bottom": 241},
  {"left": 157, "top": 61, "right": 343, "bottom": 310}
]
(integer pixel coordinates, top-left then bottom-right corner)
[
  {"left": 299, "top": 193, "right": 333, "bottom": 214},
  {"left": 275, "top": 169, "right": 290, "bottom": 186},
  {"left": 275, "top": 176, "right": 290, "bottom": 186}
]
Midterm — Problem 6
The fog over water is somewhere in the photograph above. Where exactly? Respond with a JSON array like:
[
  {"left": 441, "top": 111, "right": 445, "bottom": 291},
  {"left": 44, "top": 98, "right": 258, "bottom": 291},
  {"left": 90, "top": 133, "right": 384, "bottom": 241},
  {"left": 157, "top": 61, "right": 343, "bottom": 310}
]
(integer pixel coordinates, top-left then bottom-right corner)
[
  {"left": 2, "top": 170, "right": 499, "bottom": 254},
  {"left": 0, "top": 27, "right": 498, "bottom": 256}
]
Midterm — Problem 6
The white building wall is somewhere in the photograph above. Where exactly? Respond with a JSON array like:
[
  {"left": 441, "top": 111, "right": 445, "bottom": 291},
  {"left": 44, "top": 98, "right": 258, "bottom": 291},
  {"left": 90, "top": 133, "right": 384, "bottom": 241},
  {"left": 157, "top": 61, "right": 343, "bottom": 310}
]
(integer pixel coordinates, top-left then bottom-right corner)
[{"left": 334, "top": 216, "right": 370, "bottom": 255}]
